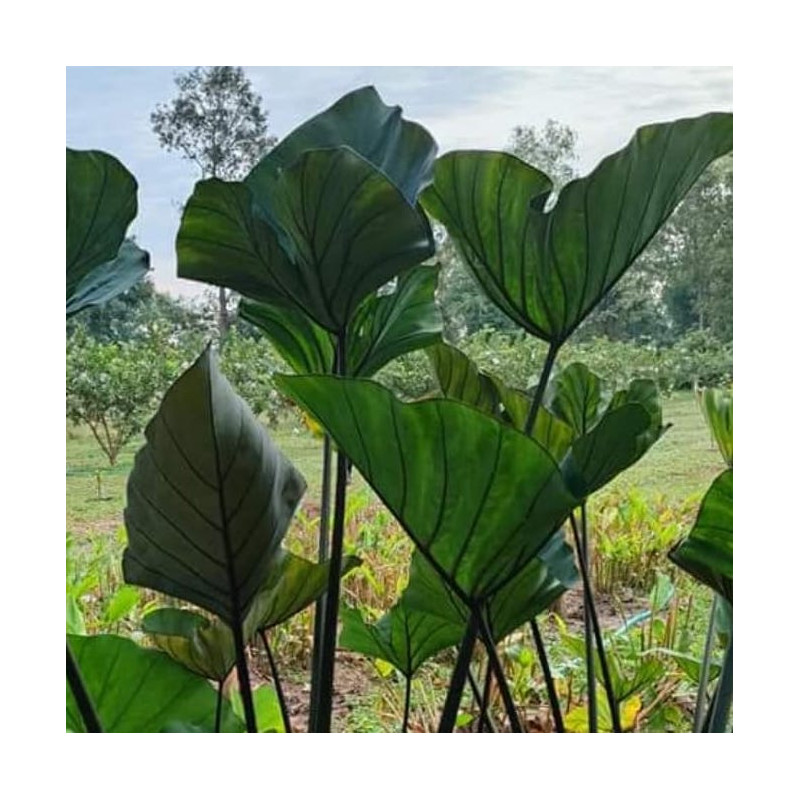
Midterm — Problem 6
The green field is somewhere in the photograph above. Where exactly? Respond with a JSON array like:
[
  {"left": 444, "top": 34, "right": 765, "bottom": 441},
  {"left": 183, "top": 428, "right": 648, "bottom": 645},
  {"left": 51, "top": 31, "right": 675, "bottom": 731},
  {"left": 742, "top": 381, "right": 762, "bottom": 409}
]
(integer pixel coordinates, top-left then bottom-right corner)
[{"left": 66, "top": 391, "right": 722, "bottom": 535}]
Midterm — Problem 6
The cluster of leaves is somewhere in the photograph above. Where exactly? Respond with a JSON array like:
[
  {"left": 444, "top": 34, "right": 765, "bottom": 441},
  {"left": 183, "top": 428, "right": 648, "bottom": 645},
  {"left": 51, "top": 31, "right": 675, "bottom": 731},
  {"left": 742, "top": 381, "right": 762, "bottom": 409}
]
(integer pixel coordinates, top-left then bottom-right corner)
[{"left": 66, "top": 86, "right": 733, "bottom": 734}]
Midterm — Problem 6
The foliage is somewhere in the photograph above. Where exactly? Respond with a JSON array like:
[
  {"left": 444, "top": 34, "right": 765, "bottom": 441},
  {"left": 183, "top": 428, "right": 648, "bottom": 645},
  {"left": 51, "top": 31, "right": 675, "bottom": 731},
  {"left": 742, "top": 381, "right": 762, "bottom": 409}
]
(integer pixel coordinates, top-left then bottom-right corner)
[{"left": 66, "top": 328, "right": 187, "bottom": 466}]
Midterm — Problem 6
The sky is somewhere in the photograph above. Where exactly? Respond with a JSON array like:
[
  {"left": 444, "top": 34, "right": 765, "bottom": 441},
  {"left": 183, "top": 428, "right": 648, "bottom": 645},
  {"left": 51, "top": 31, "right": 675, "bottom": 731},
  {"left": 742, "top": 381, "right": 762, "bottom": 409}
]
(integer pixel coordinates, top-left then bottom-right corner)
[{"left": 66, "top": 66, "right": 733, "bottom": 298}]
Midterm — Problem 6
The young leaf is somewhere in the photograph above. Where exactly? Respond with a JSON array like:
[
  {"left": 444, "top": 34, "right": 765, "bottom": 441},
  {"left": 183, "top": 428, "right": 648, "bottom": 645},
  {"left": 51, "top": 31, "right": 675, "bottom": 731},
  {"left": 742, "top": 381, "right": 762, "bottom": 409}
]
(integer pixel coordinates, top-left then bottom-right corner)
[
  {"left": 699, "top": 388, "right": 733, "bottom": 466},
  {"left": 123, "top": 347, "right": 306, "bottom": 627},
  {"left": 67, "top": 634, "right": 239, "bottom": 732},
  {"left": 545, "top": 362, "right": 606, "bottom": 436},
  {"left": 277, "top": 375, "right": 577, "bottom": 602},
  {"left": 422, "top": 114, "right": 733, "bottom": 344},
  {"left": 669, "top": 469, "right": 733, "bottom": 603}
]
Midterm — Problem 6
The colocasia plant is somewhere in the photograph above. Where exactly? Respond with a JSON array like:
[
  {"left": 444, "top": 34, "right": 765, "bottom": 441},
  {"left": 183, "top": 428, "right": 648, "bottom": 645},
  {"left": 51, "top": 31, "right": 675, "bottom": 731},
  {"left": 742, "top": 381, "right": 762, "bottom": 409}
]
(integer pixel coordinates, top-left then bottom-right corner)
[{"left": 67, "top": 89, "right": 733, "bottom": 732}]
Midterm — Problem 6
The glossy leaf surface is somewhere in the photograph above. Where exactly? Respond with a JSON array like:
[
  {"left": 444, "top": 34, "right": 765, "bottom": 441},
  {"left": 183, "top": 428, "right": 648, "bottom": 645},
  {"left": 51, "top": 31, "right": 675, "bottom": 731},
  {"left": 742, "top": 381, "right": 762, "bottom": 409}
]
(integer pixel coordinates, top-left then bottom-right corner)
[
  {"left": 67, "top": 634, "right": 238, "bottom": 732},
  {"left": 142, "top": 607, "right": 235, "bottom": 682},
  {"left": 123, "top": 347, "right": 306, "bottom": 626},
  {"left": 422, "top": 114, "right": 733, "bottom": 343},
  {"left": 277, "top": 376, "right": 577, "bottom": 601},
  {"left": 66, "top": 149, "right": 147, "bottom": 315},
  {"left": 700, "top": 388, "right": 733, "bottom": 466},
  {"left": 244, "top": 551, "right": 361, "bottom": 633},
  {"left": 246, "top": 85, "right": 437, "bottom": 206},
  {"left": 669, "top": 469, "right": 733, "bottom": 603},
  {"left": 339, "top": 601, "right": 464, "bottom": 678}
]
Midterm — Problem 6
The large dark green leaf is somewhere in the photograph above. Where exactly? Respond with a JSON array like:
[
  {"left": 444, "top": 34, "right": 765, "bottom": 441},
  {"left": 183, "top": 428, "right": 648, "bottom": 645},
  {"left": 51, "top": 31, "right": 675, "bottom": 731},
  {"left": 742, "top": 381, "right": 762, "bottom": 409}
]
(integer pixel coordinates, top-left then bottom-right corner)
[
  {"left": 142, "top": 608, "right": 235, "bottom": 682},
  {"left": 246, "top": 85, "right": 437, "bottom": 206},
  {"left": 669, "top": 469, "right": 733, "bottom": 603},
  {"left": 560, "top": 404, "right": 653, "bottom": 498},
  {"left": 66, "top": 239, "right": 149, "bottom": 318},
  {"left": 428, "top": 342, "right": 573, "bottom": 459},
  {"left": 403, "top": 532, "right": 577, "bottom": 644},
  {"left": 178, "top": 149, "right": 434, "bottom": 333},
  {"left": 699, "top": 388, "right": 733, "bottom": 467},
  {"left": 276, "top": 375, "right": 577, "bottom": 601},
  {"left": 123, "top": 347, "right": 306, "bottom": 627},
  {"left": 66, "top": 149, "right": 147, "bottom": 314},
  {"left": 240, "top": 294, "right": 335, "bottom": 375},
  {"left": 339, "top": 602, "right": 464, "bottom": 678},
  {"left": 241, "top": 263, "right": 441, "bottom": 379},
  {"left": 244, "top": 551, "right": 361, "bottom": 634},
  {"left": 545, "top": 362, "right": 606, "bottom": 436},
  {"left": 422, "top": 114, "right": 733, "bottom": 343},
  {"left": 347, "top": 264, "right": 442, "bottom": 377},
  {"left": 67, "top": 634, "right": 240, "bottom": 732}
]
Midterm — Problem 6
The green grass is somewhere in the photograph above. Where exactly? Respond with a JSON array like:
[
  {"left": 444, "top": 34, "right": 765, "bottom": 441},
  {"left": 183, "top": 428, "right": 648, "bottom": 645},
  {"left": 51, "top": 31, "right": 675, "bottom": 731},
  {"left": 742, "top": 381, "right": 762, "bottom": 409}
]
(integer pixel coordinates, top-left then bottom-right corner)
[{"left": 67, "top": 391, "right": 722, "bottom": 534}]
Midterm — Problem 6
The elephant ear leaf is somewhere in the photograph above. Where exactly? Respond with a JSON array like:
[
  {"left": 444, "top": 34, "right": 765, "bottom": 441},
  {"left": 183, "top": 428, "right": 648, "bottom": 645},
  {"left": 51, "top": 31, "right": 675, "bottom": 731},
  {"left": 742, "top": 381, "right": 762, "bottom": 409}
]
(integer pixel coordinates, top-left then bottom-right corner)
[
  {"left": 277, "top": 375, "right": 576, "bottom": 601},
  {"left": 142, "top": 608, "right": 235, "bottom": 682},
  {"left": 246, "top": 85, "right": 437, "bottom": 206},
  {"left": 429, "top": 343, "right": 573, "bottom": 459},
  {"left": 347, "top": 263, "right": 442, "bottom": 378},
  {"left": 123, "top": 346, "right": 306, "bottom": 629},
  {"left": 67, "top": 634, "right": 240, "bottom": 732},
  {"left": 422, "top": 113, "right": 733, "bottom": 343},
  {"left": 239, "top": 295, "right": 335, "bottom": 376},
  {"left": 699, "top": 388, "right": 733, "bottom": 467},
  {"left": 339, "top": 601, "right": 464, "bottom": 678},
  {"left": 669, "top": 469, "right": 733, "bottom": 603},
  {"left": 545, "top": 363, "right": 606, "bottom": 436},
  {"left": 66, "top": 148, "right": 148, "bottom": 316},
  {"left": 244, "top": 550, "right": 361, "bottom": 636}
]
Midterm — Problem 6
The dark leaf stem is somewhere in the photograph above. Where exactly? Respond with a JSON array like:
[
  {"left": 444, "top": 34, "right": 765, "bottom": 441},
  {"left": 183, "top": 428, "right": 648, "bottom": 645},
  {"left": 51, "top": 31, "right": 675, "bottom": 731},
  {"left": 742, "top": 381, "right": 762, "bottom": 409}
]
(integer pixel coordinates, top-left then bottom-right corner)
[
  {"left": 707, "top": 641, "right": 733, "bottom": 733},
  {"left": 478, "top": 661, "right": 495, "bottom": 733},
  {"left": 693, "top": 594, "right": 718, "bottom": 732},
  {"left": 570, "top": 511, "right": 622, "bottom": 733},
  {"left": 67, "top": 642, "right": 102, "bottom": 733},
  {"left": 310, "top": 337, "right": 348, "bottom": 732},
  {"left": 438, "top": 612, "right": 479, "bottom": 732},
  {"left": 233, "top": 625, "right": 257, "bottom": 732},
  {"left": 530, "top": 618, "right": 565, "bottom": 732},
  {"left": 260, "top": 630, "right": 292, "bottom": 733},
  {"left": 523, "top": 343, "right": 559, "bottom": 436},
  {"left": 401, "top": 676, "right": 412, "bottom": 733},
  {"left": 310, "top": 434, "right": 333, "bottom": 718},
  {"left": 214, "top": 680, "right": 223, "bottom": 733},
  {"left": 476, "top": 607, "right": 524, "bottom": 732}
]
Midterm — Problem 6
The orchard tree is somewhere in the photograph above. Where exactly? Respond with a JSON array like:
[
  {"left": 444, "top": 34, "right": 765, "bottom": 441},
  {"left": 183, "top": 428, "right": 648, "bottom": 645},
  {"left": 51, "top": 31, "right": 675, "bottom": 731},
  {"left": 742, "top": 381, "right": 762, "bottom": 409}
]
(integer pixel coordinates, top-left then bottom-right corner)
[{"left": 151, "top": 66, "right": 276, "bottom": 335}]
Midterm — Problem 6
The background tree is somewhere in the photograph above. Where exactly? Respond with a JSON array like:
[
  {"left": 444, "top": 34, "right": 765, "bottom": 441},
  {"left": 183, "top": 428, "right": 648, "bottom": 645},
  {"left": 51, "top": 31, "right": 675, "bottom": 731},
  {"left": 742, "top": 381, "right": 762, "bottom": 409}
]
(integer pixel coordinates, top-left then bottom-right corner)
[{"left": 151, "top": 66, "right": 277, "bottom": 335}]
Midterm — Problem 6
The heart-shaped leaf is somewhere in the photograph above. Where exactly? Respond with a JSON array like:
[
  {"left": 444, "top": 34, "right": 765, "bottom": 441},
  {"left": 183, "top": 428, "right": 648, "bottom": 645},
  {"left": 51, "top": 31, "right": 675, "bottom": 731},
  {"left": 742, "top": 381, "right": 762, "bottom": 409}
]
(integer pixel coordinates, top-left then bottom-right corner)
[
  {"left": 699, "top": 388, "right": 733, "bottom": 467},
  {"left": 123, "top": 347, "right": 306, "bottom": 628},
  {"left": 246, "top": 85, "right": 437, "bottom": 207},
  {"left": 67, "top": 634, "right": 240, "bottom": 732},
  {"left": 142, "top": 607, "right": 236, "bottom": 682},
  {"left": 669, "top": 469, "right": 733, "bottom": 603},
  {"left": 276, "top": 375, "right": 577, "bottom": 602},
  {"left": 422, "top": 114, "right": 733, "bottom": 344},
  {"left": 545, "top": 362, "right": 606, "bottom": 436},
  {"left": 339, "top": 601, "right": 464, "bottom": 678},
  {"left": 66, "top": 149, "right": 147, "bottom": 315}
]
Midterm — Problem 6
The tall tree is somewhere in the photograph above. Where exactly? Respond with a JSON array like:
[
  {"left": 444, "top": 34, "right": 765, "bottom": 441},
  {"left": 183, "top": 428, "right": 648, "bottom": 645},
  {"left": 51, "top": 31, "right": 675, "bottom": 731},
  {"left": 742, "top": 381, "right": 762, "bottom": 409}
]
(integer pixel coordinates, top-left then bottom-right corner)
[{"left": 151, "top": 66, "right": 276, "bottom": 335}]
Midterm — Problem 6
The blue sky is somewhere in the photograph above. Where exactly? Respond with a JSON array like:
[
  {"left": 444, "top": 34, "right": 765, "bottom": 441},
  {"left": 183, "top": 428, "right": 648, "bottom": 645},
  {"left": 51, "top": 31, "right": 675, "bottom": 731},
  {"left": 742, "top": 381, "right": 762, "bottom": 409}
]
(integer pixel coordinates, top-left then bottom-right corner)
[{"left": 66, "top": 66, "right": 732, "bottom": 298}]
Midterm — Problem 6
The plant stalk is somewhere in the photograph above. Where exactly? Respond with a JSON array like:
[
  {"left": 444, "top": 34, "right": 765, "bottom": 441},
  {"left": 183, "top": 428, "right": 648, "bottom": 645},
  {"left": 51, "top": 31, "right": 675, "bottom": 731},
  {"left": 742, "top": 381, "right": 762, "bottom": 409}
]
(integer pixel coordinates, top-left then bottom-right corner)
[
  {"left": 438, "top": 612, "right": 479, "bottom": 732},
  {"left": 707, "top": 640, "right": 733, "bottom": 733},
  {"left": 401, "top": 676, "right": 412, "bottom": 733},
  {"left": 67, "top": 642, "right": 102, "bottom": 732},
  {"left": 309, "top": 434, "right": 333, "bottom": 718},
  {"left": 232, "top": 625, "right": 257, "bottom": 732},
  {"left": 260, "top": 630, "right": 292, "bottom": 733},
  {"left": 214, "top": 680, "right": 223, "bottom": 733},
  {"left": 693, "top": 594, "right": 719, "bottom": 732},
  {"left": 478, "top": 661, "right": 494, "bottom": 732},
  {"left": 476, "top": 607, "right": 524, "bottom": 732},
  {"left": 310, "top": 336, "right": 348, "bottom": 732},
  {"left": 530, "top": 618, "right": 565, "bottom": 732},
  {"left": 570, "top": 510, "right": 622, "bottom": 733},
  {"left": 523, "top": 342, "right": 559, "bottom": 436}
]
